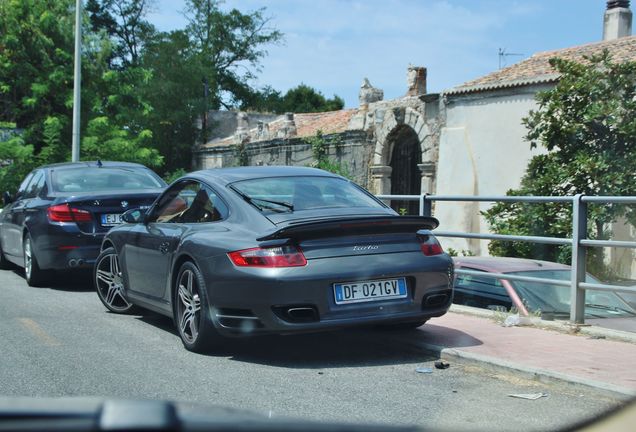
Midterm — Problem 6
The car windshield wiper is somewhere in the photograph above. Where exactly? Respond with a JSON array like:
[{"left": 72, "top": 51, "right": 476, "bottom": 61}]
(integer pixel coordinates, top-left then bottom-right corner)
[{"left": 231, "top": 189, "right": 294, "bottom": 212}]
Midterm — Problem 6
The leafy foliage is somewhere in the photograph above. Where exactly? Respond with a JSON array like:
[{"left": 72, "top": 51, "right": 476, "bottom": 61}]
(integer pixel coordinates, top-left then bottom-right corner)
[
  {"left": 484, "top": 52, "right": 636, "bottom": 273},
  {"left": 182, "top": 0, "right": 283, "bottom": 109},
  {"left": 0, "top": 0, "right": 284, "bottom": 191},
  {"left": 244, "top": 84, "right": 345, "bottom": 114},
  {"left": 304, "top": 130, "right": 350, "bottom": 178}
]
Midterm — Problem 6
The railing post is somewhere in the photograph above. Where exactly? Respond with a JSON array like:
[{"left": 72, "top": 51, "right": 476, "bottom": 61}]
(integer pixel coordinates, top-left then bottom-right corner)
[
  {"left": 422, "top": 194, "right": 432, "bottom": 217},
  {"left": 570, "top": 194, "right": 587, "bottom": 324}
]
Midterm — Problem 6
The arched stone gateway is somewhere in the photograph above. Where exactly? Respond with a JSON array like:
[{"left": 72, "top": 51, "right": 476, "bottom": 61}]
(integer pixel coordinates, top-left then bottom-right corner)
[
  {"left": 388, "top": 125, "right": 421, "bottom": 214},
  {"left": 369, "top": 107, "right": 437, "bottom": 204}
]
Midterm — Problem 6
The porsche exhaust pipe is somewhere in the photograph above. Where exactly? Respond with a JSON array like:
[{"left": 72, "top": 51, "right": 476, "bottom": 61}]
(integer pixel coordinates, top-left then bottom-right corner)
[{"left": 286, "top": 307, "right": 317, "bottom": 322}]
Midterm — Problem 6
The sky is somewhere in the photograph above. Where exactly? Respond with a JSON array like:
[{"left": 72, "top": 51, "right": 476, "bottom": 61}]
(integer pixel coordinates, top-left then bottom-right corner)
[{"left": 148, "top": 0, "right": 612, "bottom": 108}]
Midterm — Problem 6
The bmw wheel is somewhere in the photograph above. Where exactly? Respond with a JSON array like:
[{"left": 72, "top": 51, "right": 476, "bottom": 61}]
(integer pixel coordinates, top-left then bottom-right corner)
[
  {"left": 23, "top": 234, "right": 48, "bottom": 286},
  {"left": 94, "top": 247, "right": 135, "bottom": 313},
  {"left": 174, "top": 261, "right": 219, "bottom": 353}
]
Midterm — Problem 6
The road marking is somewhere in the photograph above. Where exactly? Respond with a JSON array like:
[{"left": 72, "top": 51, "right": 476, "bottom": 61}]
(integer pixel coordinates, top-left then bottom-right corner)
[{"left": 17, "top": 318, "right": 61, "bottom": 347}]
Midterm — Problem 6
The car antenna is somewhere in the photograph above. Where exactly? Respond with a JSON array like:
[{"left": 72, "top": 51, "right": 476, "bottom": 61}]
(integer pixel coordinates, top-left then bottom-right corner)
[{"left": 97, "top": 159, "right": 103, "bottom": 168}]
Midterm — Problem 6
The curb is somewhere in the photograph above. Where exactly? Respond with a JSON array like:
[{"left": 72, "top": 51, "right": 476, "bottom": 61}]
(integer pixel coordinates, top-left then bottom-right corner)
[
  {"left": 427, "top": 342, "right": 636, "bottom": 400},
  {"left": 449, "top": 304, "right": 636, "bottom": 344}
]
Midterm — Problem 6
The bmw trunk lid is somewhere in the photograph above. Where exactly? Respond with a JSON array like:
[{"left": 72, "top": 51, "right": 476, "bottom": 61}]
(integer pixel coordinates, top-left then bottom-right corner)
[{"left": 52, "top": 190, "right": 161, "bottom": 234}]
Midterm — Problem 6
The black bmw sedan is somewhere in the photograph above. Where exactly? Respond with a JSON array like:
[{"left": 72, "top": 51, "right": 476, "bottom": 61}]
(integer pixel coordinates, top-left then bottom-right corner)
[
  {"left": 0, "top": 161, "right": 166, "bottom": 286},
  {"left": 94, "top": 166, "right": 454, "bottom": 352}
]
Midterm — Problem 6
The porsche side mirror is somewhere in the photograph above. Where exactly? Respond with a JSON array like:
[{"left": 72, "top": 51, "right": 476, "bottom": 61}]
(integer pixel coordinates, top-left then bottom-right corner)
[{"left": 121, "top": 208, "right": 147, "bottom": 224}]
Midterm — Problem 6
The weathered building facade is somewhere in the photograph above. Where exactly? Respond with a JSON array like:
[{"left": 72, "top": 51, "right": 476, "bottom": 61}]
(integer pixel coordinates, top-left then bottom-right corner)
[
  {"left": 195, "top": 66, "right": 443, "bottom": 215},
  {"left": 194, "top": 1, "right": 636, "bottom": 276}
]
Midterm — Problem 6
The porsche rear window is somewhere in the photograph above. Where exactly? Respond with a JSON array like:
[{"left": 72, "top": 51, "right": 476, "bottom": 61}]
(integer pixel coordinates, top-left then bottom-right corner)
[
  {"left": 51, "top": 167, "right": 165, "bottom": 192},
  {"left": 231, "top": 176, "right": 384, "bottom": 212}
]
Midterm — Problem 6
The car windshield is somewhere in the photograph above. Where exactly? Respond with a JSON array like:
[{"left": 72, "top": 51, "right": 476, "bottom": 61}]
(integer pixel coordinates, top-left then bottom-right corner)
[
  {"left": 230, "top": 176, "right": 385, "bottom": 213},
  {"left": 510, "top": 270, "right": 636, "bottom": 318},
  {"left": 51, "top": 167, "right": 165, "bottom": 192}
]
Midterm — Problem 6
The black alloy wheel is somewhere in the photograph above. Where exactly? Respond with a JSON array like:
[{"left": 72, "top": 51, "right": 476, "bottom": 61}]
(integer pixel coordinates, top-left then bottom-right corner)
[
  {"left": 23, "top": 234, "right": 48, "bottom": 287},
  {"left": 174, "top": 261, "right": 220, "bottom": 353},
  {"left": 94, "top": 247, "right": 135, "bottom": 313}
]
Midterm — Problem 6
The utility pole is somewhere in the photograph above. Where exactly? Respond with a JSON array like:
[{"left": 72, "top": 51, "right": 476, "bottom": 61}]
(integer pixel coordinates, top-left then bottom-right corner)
[{"left": 71, "top": 0, "right": 82, "bottom": 162}]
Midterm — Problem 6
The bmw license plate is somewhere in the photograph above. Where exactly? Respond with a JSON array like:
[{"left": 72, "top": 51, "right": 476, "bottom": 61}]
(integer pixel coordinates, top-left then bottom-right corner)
[
  {"left": 333, "top": 278, "right": 407, "bottom": 305},
  {"left": 101, "top": 213, "right": 123, "bottom": 226}
]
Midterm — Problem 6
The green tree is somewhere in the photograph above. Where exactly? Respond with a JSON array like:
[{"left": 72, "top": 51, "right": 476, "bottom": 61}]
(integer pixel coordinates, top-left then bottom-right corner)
[
  {"left": 244, "top": 84, "right": 345, "bottom": 113},
  {"left": 0, "top": 0, "right": 163, "bottom": 193},
  {"left": 86, "top": 0, "right": 155, "bottom": 67},
  {"left": 0, "top": 0, "right": 77, "bottom": 149},
  {"left": 483, "top": 52, "right": 636, "bottom": 272},
  {"left": 183, "top": 0, "right": 283, "bottom": 109},
  {"left": 137, "top": 0, "right": 283, "bottom": 174},
  {"left": 140, "top": 30, "right": 203, "bottom": 174}
]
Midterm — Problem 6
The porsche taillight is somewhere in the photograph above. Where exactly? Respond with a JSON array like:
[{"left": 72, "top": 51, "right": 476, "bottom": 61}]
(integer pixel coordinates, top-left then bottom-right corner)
[
  {"left": 47, "top": 204, "right": 92, "bottom": 223},
  {"left": 228, "top": 245, "right": 307, "bottom": 267},
  {"left": 419, "top": 233, "right": 444, "bottom": 256}
]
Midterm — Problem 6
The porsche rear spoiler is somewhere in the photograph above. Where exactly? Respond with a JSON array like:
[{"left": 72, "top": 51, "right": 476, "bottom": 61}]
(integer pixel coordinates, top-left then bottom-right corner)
[{"left": 257, "top": 216, "right": 439, "bottom": 241}]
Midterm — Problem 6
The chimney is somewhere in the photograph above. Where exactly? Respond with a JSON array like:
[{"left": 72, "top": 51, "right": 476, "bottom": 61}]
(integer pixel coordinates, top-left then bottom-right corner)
[
  {"left": 406, "top": 66, "right": 427, "bottom": 96},
  {"left": 603, "top": 0, "right": 632, "bottom": 41}
]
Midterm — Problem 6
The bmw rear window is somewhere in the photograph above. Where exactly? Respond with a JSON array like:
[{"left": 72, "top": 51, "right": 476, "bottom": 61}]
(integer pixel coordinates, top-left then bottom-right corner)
[
  {"left": 51, "top": 167, "right": 166, "bottom": 193},
  {"left": 230, "top": 176, "right": 385, "bottom": 213}
]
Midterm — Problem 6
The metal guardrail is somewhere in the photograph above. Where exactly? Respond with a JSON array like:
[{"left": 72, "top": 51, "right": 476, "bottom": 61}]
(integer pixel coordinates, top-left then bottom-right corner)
[{"left": 377, "top": 193, "right": 636, "bottom": 324}]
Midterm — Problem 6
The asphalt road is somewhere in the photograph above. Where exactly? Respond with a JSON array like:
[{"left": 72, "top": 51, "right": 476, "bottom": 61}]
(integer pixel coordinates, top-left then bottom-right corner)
[{"left": 0, "top": 267, "right": 623, "bottom": 431}]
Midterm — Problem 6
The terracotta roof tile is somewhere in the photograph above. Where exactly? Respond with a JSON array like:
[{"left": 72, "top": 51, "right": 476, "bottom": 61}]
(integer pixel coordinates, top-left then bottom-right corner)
[
  {"left": 448, "top": 36, "right": 636, "bottom": 95},
  {"left": 202, "top": 109, "right": 358, "bottom": 148},
  {"left": 258, "top": 110, "right": 357, "bottom": 140},
  {"left": 294, "top": 110, "right": 357, "bottom": 137}
]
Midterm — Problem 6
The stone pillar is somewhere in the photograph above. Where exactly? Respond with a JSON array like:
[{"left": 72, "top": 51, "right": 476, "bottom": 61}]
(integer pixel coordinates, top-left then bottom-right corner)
[
  {"left": 369, "top": 165, "right": 392, "bottom": 195},
  {"left": 256, "top": 121, "right": 269, "bottom": 141},
  {"left": 359, "top": 78, "right": 384, "bottom": 110},
  {"left": 277, "top": 112, "right": 297, "bottom": 138},
  {"left": 235, "top": 111, "right": 250, "bottom": 144},
  {"left": 418, "top": 162, "right": 436, "bottom": 194}
]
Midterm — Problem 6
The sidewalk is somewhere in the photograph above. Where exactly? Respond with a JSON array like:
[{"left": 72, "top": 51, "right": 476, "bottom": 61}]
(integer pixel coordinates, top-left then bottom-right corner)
[{"left": 408, "top": 310, "right": 636, "bottom": 398}]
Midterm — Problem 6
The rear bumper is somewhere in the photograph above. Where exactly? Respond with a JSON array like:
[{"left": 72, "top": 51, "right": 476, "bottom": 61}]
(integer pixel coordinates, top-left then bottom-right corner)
[
  {"left": 202, "top": 252, "right": 454, "bottom": 337},
  {"left": 32, "top": 223, "right": 105, "bottom": 270}
]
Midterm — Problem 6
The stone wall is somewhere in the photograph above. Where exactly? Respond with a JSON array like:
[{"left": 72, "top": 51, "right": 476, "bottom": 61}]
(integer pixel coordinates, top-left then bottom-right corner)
[
  {"left": 198, "top": 130, "right": 373, "bottom": 186},
  {"left": 194, "top": 68, "right": 444, "bottom": 194}
]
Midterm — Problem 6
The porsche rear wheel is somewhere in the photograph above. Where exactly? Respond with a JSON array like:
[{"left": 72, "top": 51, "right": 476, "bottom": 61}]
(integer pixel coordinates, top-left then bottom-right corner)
[{"left": 174, "top": 261, "right": 220, "bottom": 353}]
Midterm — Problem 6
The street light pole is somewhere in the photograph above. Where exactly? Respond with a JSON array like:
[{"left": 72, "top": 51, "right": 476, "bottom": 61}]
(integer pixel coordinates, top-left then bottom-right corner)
[{"left": 71, "top": 0, "right": 82, "bottom": 162}]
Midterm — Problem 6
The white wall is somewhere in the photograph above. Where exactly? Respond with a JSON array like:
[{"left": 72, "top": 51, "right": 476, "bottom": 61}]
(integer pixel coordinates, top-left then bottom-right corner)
[{"left": 434, "top": 87, "right": 547, "bottom": 254}]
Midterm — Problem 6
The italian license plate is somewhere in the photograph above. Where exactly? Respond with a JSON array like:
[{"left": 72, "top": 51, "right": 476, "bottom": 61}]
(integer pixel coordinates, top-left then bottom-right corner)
[
  {"left": 101, "top": 213, "right": 123, "bottom": 226},
  {"left": 333, "top": 278, "right": 407, "bottom": 305}
]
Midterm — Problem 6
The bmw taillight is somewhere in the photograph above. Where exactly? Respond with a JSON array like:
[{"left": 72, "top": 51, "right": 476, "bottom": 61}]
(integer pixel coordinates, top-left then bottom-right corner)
[
  {"left": 47, "top": 204, "right": 92, "bottom": 223},
  {"left": 418, "top": 232, "right": 444, "bottom": 256},
  {"left": 228, "top": 245, "right": 307, "bottom": 267}
]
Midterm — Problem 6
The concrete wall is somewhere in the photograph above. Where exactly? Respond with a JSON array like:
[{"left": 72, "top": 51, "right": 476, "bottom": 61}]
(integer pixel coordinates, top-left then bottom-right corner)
[{"left": 434, "top": 85, "right": 550, "bottom": 254}]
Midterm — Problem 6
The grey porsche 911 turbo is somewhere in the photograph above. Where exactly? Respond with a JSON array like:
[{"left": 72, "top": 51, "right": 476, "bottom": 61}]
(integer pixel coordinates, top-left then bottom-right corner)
[{"left": 94, "top": 166, "right": 453, "bottom": 352}]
